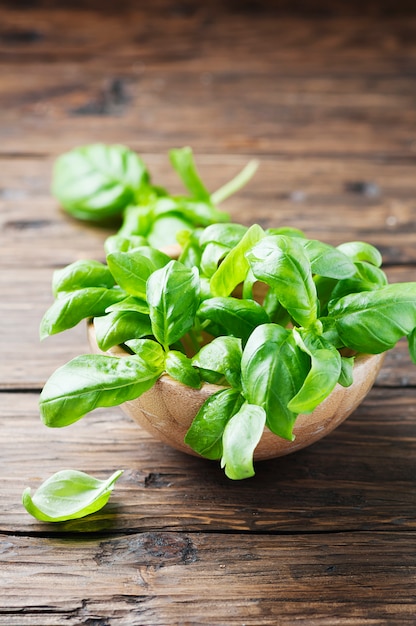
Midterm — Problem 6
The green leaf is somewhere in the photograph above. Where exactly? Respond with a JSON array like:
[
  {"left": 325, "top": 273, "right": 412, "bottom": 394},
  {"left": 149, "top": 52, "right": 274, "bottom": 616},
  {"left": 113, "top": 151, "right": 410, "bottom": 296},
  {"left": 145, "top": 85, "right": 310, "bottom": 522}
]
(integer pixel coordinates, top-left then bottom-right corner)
[
  {"left": 329, "top": 262, "right": 388, "bottom": 301},
  {"left": 107, "top": 251, "right": 157, "bottom": 299},
  {"left": 105, "top": 295, "right": 149, "bottom": 315},
  {"left": 169, "top": 147, "right": 211, "bottom": 200},
  {"left": 185, "top": 388, "right": 245, "bottom": 459},
  {"left": 198, "top": 296, "right": 270, "bottom": 343},
  {"left": 104, "top": 234, "right": 148, "bottom": 255},
  {"left": 407, "top": 328, "right": 416, "bottom": 365},
  {"left": 247, "top": 235, "right": 317, "bottom": 327},
  {"left": 22, "top": 470, "right": 123, "bottom": 522},
  {"left": 147, "top": 260, "right": 200, "bottom": 350},
  {"left": 199, "top": 223, "right": 248, "bottom": 248},
  {"left": 39, "top": 351, "right": 164, "bottom": 427},
  {"left": 328, "top": 283, "right": 416, "bottom": 353},
  {"left": 210, "top": 224, "right": 264, "bottom": 297},
  {"left": 200, "top": 242, "right": 230, "bottom": 277},
  {"left": 221, "top": 403, "right": 266, "bottom": 480},
  {"left": 52, "top": 144, "right": 149, "bottom": 221},
  {"left": 210, "top": 159, "right": 259, "bottom": 205},
  {"left": 287, "top": 329, "right": 341, "bottom": 414},
  {"left": 40, "top": 288, "right": 125, "bottom": 339},
  {"left": 147, "top": 213, "right": 194, "bottom": 248},
  {"left": 192, "top": 336, "right": 242, "bottom": 389},
  {"left": 165, "top": 350, "right": 201, "bottom": 389},
  {"left": 339, "top": 356, "right": 354, "bottom": 387},
  {"left": 241, "top": 324, "right": 309, "bottom": 440},
  {"left": 52, "top": 260, "right": 115, "bottom": 296},
  {"left": 117, "top": 204, "right": 154, "bottom": 238},
  {"left": 300, "top": 239, "right": 356, "bottom": 279},
  {"left": 337, "top": 241, "right": 382, "bottom": 267},
  {"left": 93, "top": 310, "right": 153, "bottom": 351},
  {"left": 172, "top": 198, "right": 229, "bottom": 226},
  {"left": 123, "top": 338, "right": 165, "bottom": 366}
]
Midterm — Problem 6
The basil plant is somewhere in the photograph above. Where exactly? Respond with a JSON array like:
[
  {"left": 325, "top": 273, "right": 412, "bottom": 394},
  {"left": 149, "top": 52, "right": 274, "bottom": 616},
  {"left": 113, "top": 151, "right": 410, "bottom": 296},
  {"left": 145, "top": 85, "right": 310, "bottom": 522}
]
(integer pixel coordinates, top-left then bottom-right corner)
[{"left": 39, "top": 221, "right": 416, "bottom": 481}]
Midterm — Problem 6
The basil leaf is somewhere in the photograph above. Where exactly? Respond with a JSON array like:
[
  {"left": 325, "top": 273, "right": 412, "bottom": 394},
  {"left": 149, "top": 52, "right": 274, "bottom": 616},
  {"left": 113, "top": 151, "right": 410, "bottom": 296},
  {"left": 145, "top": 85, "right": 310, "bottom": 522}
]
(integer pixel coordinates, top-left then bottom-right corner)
[
  {"left": 200, "top": 242, "right": 230, "bottom": 277},
  {"left": 173, "top": 198, "right": 229, "bottom": 226},
  {"left": 199, "top": 223, "right": 247, "bottom": 248},
  {"left": 22, "top": 470, "right": 123, "bottom": 522},
  {"left": 337, "top": 241, "right": 382, "bottom": 267},
  {"left": 210, "top": 224, "right": 264, "bottom": 297},
  {"left": 328, "top": 283, "right": 416, "bottom": 353},
  {"left": 339, "top": 356, "right": 354, "bottom": 387},
  {"left": 192, "top": 336, "right": 242, "bottom": 389},
  {"left": 40, "top": 287, "right": 124, "bottom": 339},
  {"left": 185, "top": 388, "right": 245, "bottom": 460},
  {"left": 52, "top": 144, "right": 149, "bottom": 221},
  {"left": 408, "top": 328, "right": 416, "bottom": 365},
  {"left": 329, "top": 262, "right": 388, "bottom": 301},
  {"left": 94, "top": 310, "right": 153, "bottom": 351},
  {"left": 147, "top": 213, "right": 194, "bottom": 248},
  {"left": 147, "top": 260, "right": 200, "bottom": 350},
  {"left": 300, "top": 239, "right": 356, "bottom": 279},
  {"left": 198, "top": 297, "right": 270, "bottom": 343},
  {"left": 104, "top": 234, "right": 148, "bottom": 255},
  {"left": 288, "top": 329, "right": 341, "bottom": 414},
  {"left": 241, "top": 324, "right": 309, "bottom": 440},
  {"left": 266, "top": 227, "right": 306, "bottom": 238},
  {"left": 105, "top": 295, "right": 149, "bottom": 315},
  {"left": 247, "top": 235, "right": 317, "bottom": 328},
  {"left": 117, "top": 204, "right": 154, "bottom": 238},
  {"left": 123, "top": 338, "right": 165, "bottom": 366},
  {"left": 52, "top": 260, "right": 115, "bottom": 296},
  {"left": 221, "top": 403, "right": 266, "bottom": 480},
  {"left": 107, "top": 251, "right": 156, "bottom": 299},
  {"left": 39, "top": 352, "right": 164, "bottom": 427},
  {"left": 165, "top": 350, "right": 201, "bottom": 389},
  {"left": 169, "top": 146, "right": 211, "bottom": 201}
]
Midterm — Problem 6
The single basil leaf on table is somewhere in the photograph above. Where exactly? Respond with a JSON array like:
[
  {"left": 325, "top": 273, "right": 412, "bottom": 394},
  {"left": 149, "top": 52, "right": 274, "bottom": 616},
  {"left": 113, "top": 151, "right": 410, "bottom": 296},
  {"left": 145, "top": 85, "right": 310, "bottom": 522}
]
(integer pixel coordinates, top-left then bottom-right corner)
[
  {"left": 247, "top": 235, "right": 318, "bottom": 328},
  {"left": 198, "top": 296, "right": 270, "bottom": 344},
  {"left": 169, "top": 146, "right": 211, "bottom": 201},
  {"left": 185, "top": 388, "right": 245, "bottom": 460},
  {"left": 93, "top": 309, "right": 153, "bottom": 351},
  {"left": 52, "top": 259, "right": 115, "bottom": 296},
  {"left": 22, "top": 470, "right": 123, "bottom": 522},
  {"left": 328, "top": 283, "right": 416, "bottom": 353},
  {"left": 210, "top": 224, "right": 265, "bottom": 297},
  {"left": 287, "top": 328, "right": 342, "bottom": 414},
  {"left": 40, "top": 287, "right": 125, "bottom": 339},
  {"left": 147, "top": 260, "right": 200, "bottom": 350},
  {"left": 221, "top": 403, "right": 266, "bottom": 480},
  {"left": 52, "top": 144, "right": 149, "bottom": 221},
  {"left": 241, "top": 324, "right": 310, "bottom": 440},
  {"left": 165, "top": 350, "right": 201, "bottom": 389},
  {"left": 39, "top": 351, "right": 164, "bottom": 428},
  {"left": 106, "top": 251, "right": 157, "bottom": 299},
  {"left": 336, "top": 241, "right": 383, "bottom": 267},
  {"left": 192, "top": 336, "right": 243, "bottom": 389}
]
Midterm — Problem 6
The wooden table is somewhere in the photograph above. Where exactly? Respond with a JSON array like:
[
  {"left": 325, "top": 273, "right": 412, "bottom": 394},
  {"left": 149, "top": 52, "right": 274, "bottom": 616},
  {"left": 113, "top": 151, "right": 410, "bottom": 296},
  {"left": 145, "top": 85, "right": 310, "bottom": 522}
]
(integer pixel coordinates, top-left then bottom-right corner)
[{"left": 1, "top": 1, "right": 416, "bottom": 623}]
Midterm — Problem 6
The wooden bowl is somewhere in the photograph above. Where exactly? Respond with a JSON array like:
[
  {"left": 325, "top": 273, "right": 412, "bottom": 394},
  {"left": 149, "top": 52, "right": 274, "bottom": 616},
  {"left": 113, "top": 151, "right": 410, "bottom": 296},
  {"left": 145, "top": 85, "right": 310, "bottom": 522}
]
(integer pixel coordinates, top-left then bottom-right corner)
[{"left": 87, "top": 323, "right": 384, "bottom": 460}]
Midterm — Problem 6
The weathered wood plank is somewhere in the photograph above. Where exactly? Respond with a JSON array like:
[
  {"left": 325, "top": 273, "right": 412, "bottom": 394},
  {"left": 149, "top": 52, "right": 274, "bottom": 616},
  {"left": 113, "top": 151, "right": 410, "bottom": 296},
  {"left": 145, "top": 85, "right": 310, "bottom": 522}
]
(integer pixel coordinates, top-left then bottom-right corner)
[
  {"left": 1, "top": 388, "right": 415, "bottom": 535},
  {"left": 1, "top": 530, "right": 415, "bottom": 625}
]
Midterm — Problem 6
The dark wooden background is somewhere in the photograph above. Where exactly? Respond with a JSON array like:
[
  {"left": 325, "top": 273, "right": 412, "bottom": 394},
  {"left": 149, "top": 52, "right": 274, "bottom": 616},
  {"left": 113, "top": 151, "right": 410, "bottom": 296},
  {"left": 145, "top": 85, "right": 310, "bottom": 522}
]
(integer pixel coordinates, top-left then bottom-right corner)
[{"left": 1, "top": 1, "right": 416, "bottom": 624}]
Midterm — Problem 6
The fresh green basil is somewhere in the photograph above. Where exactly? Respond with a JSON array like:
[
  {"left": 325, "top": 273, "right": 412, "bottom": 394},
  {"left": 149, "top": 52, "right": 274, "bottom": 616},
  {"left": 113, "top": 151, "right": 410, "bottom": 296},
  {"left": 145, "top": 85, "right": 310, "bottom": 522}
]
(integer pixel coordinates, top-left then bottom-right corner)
[
  {"left": 106, "top": 251, "right": 157, "bottom": 299},
  {"left": 52, "top": 144, "right": 149, "bottom": 221},
  {"left": 198, "top": 296, "right": 270, "bottom": 343},
  {"left": 93, "top": 309, "right": 153, "bottom": 351},
  {"left": 169, "top": 147, "right": 211, "bottom": 201},
  {"left": 40, "top": 351, "right": 164, "bottom": 428},
  {"left": 52, "top": 259, "right": 115, "bottom": 296},
  {"left": 241, "top": 324, "right": 309, "bottom": 440},
  {"left": 247, "top": 235, "right": 318, "bottom": 327},
  {"left": 165, "top": 350, "right": 201, "bottom": 389},
  {"left": 300, "top": 239, "right": 356, "bottom": 279},
  {"left": 337, "top": 241, "right": 382, "bottom": 267},
  {"left": 185, "top": 388, "right": 245, "bottom": 460},
  {"left": 22, "top": 470, "right": 123, "bottom": 522},
  {"left": 221, "top": 403, "right": 266, "bottom": 480},
  {"left": 40, "top": 287, "right": 125, "bottom": 339},
  {"left": 328, "top": 283, "right": 416, "bottom": 353},
  {"left": 192, "top": 336, "right": 242, "bottom": 389},
  {"left": 147, "top": 260, "right": 200, "bottom": 350}
]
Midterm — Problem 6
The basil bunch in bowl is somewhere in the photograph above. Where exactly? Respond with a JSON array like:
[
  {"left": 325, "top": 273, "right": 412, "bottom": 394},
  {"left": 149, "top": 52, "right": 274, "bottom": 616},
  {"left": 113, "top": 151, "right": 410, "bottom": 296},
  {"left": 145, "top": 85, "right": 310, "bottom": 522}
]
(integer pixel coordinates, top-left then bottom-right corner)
[{"left": 39, "top": 221, "right": 416, "bottom": 481}]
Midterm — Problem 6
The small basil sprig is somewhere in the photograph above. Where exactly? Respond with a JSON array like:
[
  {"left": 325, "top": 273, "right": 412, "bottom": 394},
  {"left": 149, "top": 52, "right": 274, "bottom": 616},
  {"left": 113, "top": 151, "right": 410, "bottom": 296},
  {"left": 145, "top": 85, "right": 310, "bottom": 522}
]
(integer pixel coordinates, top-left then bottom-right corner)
[{"left": 23, "top": 470, "right": 123, "bottom": 522}]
